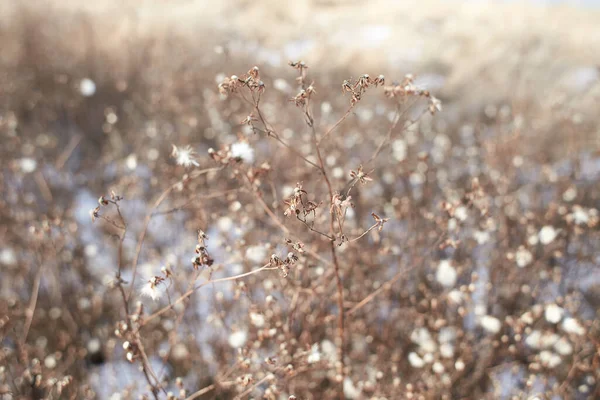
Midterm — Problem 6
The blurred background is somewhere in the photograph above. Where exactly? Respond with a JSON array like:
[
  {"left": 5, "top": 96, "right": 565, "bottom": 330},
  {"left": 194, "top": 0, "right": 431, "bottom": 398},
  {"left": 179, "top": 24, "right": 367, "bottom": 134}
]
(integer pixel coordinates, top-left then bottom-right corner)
[{"left": 1, "top": 0, "right": 599, "bottom": 399}]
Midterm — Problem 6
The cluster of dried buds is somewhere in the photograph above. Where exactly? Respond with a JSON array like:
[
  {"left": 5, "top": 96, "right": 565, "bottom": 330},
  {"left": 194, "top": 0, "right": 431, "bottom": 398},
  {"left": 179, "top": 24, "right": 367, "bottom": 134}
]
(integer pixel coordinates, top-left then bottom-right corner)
[
  {"left": 330, "top": 192, "right": 353, "bottom": 218},
  {"left": 46, "top": 376, "right": 74, "bottom": 397},
  {"left": 383, "top": 74, "right": 442, "bottom": 114},
  {"left": 290, "top": 84, "right": 316, "bottom": 107},
  {"left": 208, "top": 141, "right": 254, "bottom": 165},
  {"left": 342, "top": 74, "right": 385, "bottom": 105},
  {"left": 121, "top": 338, "right": 140, "bottom": 363},
  {"left": 289, "top": 60, "right": 309, "bottom": 85},
  {"left": 285, "top": 238, "right": 305, "bottom": 253},
  {"left": 207, "top": 146, "right": 231, "bottom": 164},
  {"left": 192, "top": 229, "right": 214, "bottom": 269},
  {"left": 371, "top": 212, "right": 390, "bottom": 232},
  {"left": 283, "top": 183, "right": 307, "bottom": 217},
  {"left": 218, "top": 66, "right": 265, "bottom": 95},
  {"left": 283, "top": 183, "right": 321, "bottom": 220},
  {"left": 240, "top": 113, "right": 258, "bottom": 126},
  {"left": 90, "top": 191, "right": 123, "bottom": 222},
  {"left": 463, "top": 177, "right": 489, "bottom": 216},
  {"left": 244, "top": 162, "right": 272, "bottom": 188},
  {"left": 350, "top": 164, "right": 374, "bottom": 185},
  {"left": 237, "top": 374, "right": 254, "bottom": 387},
  {"left": 114, "top": 306, "right": 143, "bottom": 363},
  {"left": 269, "top": 251, "right": 299, "bottom": 277}
]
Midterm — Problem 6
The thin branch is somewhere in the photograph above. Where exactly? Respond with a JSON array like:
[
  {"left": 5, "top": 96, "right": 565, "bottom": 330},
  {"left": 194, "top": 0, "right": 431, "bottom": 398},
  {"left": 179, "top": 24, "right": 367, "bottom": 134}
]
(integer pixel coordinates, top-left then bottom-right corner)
[
  {"left": 128, "top": 166, "right": 223, "bottom": 301},
  {"left": 296, "top": 214, "right": 334, "bottom": 240},
  {"left": 185, "top": 384, "right": 215, "bottom": 400},
  {"left": 317, "top": 104, "right": 355, "bottom": 145},
  {"left": 140, "top": 263, "right": 277, "bottom": 327},
  {"left": 22, "top": 259, "right": 43, "bottom": 344},
  {"left": 233, "top": 373, "right": 274, "bottom": 400},
  {"left": 307, "top": 101, "right": 346, "bottom": 396},
  {"left": 348, "top": 223, "right": 379, "bottom": 243}
]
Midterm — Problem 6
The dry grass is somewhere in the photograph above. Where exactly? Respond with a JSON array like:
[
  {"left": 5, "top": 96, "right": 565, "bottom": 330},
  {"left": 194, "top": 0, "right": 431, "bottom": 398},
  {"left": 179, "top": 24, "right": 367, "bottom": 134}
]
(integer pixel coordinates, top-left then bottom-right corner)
[{"left": 1, "top": 1, "right": 599, "bottom": 399}]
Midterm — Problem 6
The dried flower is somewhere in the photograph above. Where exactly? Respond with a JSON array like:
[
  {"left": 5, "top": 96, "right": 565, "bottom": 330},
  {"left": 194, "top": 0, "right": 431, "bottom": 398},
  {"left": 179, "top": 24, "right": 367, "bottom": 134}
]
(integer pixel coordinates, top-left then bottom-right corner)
[
  {"left": 141, "top": 276, "right": 165, "bottom": 301},
  {"left": 436, "top": 260, "right": 457, "bottom": 288},
  {"left": 230, "top": 141, "right": 255, "bottom": 163},
  {"left": 371, "top": 212, "right": 389, "bottom": 232},
  {"left": 171, "top": 145, "right": 199, "bottom": 167},
  {"left": 350, "top": 165, "right": 373, "bottom": 184}
]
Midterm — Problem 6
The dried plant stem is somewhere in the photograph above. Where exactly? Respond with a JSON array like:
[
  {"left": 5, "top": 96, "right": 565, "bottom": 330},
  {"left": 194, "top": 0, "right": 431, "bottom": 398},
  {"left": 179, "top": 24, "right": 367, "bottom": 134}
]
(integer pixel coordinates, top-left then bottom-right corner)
[
  {"left": 317, "top": 104, "right": 355, "bottom": 145},
  {"left": 110, "top": 202, "right": 162, "bottom": 399},
  {"left": 247, "top": 179, "right": 333, "bottom": 268},
  {"left": 348, "top": 223, "right": 379, "bottom": 243},
  {"left": 296, "top": 215, "right": 334, "bottom": 240},
  {"left": 233, "top": 373, "right": 274, "bottom": 400},
  {"left": 128, "top": 166, "right": 223, "bottom": 301},
  {"left": 185, "top": 384, "right": 215, "bottom": 400},
  {"left": 141, "top": 264, "right": 277, "bottom": 327},
  {"left": 22, "top": 259, "right": 43, "bottom": 344},
  {"left": 307, "top": 108, "right": 346, "bottom": 395},
  {"left": 242, "top": 90, "right": 321, "bottom": 169},
  {"left": 367, "top": 98, "right": 423, "bottom": 164}
]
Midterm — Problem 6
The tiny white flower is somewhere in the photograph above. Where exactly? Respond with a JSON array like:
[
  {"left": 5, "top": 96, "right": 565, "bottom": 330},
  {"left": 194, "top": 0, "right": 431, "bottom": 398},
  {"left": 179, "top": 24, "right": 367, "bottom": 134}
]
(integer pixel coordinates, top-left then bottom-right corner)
[
  {"left": 125, "top": 153, "right": 137, "bottom": 170},
  {"left": 320, "top": 340, "right": 338, "bottom": 363},
  {"left": 515, "top": 246, "right": 533, "bottom": 268},
  {"left": 525, "top": 330, "right": 542, "bottom": 349},
  {"left": 520, "top": 311, "right": 534, "bottom": 325},
  {"left": 480, "top": 315, "right": 502, "bottom": 334},
  {"left": 527, "top": 330, "right": 559, "bottom": 349},
  {"left": 571, "top": 206, "right": 589, "bottom": 225},
  {"left": 540, "top": 332, "right": 560, "bottom": 348},
  {"left": 249, "top": 312, "right": 265, "bottom": 328},
  {"left": 473, "top": 230, "right": 490, "bottom": 245},
  {"left": 87, "top": 338, "right": 101, "bottom": 353},
  {"left": 447, "top": 290, "right": 464, "bottom": 304},
  {"left": 440, "top": 343, "right": 454, "bottom": 358},
  {"left": 527, "top": 234, "right": 539, "bottom": 246},
  {"left": 436, "top": 260, "right": 457, "bottom": 288},
  {"left": 228, "top": 330, "right": 247, "bottom": 348},
  {"left": 455, "top": 359, "right": 465, "bottom": 371},
  {"left": 408, "top": 352, "right": 425, "bottom": 368},
  {"left": 539, "top": 226, "right": 557, "bottom": 245},
  {"left": 539, "top": 350, "right": 561, "bottom": 368},
  {"left": 422, "top": 352, "right": 434, "bottom": 363},
  {"left": 80, "top": 78, "right": 96, "bottom": 97},
  {"left": 0, "top": 248, "right": 17, "bottom": 266},
  {"left": 230, "top": 141, "right": 255, "bottom": 163},
  {"left": 432, "top": 361, "right": 445, "bottom": 374},
  {"left": 19, "top": 158, "right": 37, "bottom": 174},
  {"left": 44, "top": 355, "right": 57, "bottom": 369},
  {"left": 343, "top": 377, "right": 360, "bottom": 399},
  {"left": 307, "top": 343, "right": 321, "bottom": 364},
  {"left": 544, "top": 304, "right": 564, "bottom": 324},
  {"left": 553, "top": 337, "right": 573, "bottom": 355},
  {"left": 411, "top": 328, "right": 437, "bottom": 353},
  {"left": 562, "top": 187, "right": 577, "bottom": 202},
  {"left": 562, "top": 317, "right": 585, "bottom": 335},
  {"left": 141, "top": 279, "right": 163, "bottom": 301},
  {"left": 171, "top": 144, "right": 199, "bottom": 167},
  {"left": 454, "top": 206, "right": 468, "bottom": 222}
]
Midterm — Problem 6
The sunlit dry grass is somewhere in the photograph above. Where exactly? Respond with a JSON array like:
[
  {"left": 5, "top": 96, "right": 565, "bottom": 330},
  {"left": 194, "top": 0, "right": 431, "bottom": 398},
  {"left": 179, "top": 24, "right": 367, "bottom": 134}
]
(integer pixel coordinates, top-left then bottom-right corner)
[{"left": 1, "top": 1, "right": 599, "bottom": 399}]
